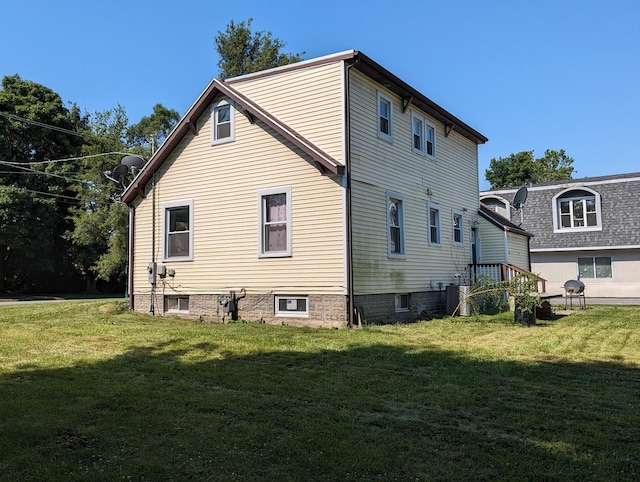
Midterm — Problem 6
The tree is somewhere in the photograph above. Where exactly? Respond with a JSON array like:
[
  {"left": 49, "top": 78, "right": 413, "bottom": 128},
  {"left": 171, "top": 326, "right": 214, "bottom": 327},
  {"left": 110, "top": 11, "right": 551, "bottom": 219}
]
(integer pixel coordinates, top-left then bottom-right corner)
[
  {"left": 485, "top": 149, "right": 575, "bottom": 189},
  {"left": 126, "top": 103, "right": 180, "bottom": 156},
  {"left": 0, "top": 75, "right": 87, "bottom": 292},
  {"left": 214, "top": 19, "right": 304, "bottom": 79}
]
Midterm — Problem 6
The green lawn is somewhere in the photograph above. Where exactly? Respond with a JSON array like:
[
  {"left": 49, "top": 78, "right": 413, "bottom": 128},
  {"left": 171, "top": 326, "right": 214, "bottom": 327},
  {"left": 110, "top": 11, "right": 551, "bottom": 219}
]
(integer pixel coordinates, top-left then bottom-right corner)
[{"left": 1, "top": 300, "right": 638, "bottom": 481}]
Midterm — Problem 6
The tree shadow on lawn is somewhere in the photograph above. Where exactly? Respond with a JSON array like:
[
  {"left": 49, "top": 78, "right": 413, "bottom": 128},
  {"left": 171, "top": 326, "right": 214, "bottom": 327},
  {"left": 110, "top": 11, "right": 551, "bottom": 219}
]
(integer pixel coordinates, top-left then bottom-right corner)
[{"left": 0, "top": 340, "right": 638, "bottom": 481}]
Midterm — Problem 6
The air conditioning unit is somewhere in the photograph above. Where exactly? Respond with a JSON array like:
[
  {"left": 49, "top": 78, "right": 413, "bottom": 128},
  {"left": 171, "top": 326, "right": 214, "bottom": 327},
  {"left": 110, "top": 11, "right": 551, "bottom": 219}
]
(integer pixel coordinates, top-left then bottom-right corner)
[{"left": 445, "top": 285, "right": 459, "bottom": 315}]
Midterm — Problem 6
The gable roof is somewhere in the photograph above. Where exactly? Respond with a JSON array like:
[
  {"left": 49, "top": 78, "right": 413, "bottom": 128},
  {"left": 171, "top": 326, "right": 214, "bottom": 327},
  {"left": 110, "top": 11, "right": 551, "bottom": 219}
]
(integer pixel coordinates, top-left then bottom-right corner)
[
  {"left": 123, "top": 50, "right": 488, "bottom": 204},
  {"left": 479, "top": 203, "right": 533, "bottom": 237},
  {"left": 122, "top": 79, "right": 343, "bottom": 204},
  {"left": 228, "top": 50, "right": 488, "bottom": 145}
]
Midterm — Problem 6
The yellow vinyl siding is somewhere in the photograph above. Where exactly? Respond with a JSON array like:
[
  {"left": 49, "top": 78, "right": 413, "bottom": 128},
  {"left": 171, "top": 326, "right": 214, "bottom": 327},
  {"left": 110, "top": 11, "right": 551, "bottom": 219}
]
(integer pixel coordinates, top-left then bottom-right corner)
[
  {"left": 349, "top": 71, "right": 480, "bottom": 293},
  {"left": 132, "top": 101, "right": 346, "bottom": 297},
  {"left": 229, "top": 62, "right": 344, "bottom": 164},
  {"left": 506, "top": 231, "right": 530, "bottom": 270},
  {"left": 479, "top": 217, "right": 506, "bottom": 264}
]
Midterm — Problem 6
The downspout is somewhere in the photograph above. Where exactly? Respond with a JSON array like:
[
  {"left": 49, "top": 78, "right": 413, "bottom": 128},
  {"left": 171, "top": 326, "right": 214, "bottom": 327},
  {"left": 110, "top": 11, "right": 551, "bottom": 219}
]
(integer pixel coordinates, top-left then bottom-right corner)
[
  {"left": 345, "top": 60, "right": 357, "bottom": 328},
  {"left": 128, "top": 206, "right": 135, "bottom": 310}
]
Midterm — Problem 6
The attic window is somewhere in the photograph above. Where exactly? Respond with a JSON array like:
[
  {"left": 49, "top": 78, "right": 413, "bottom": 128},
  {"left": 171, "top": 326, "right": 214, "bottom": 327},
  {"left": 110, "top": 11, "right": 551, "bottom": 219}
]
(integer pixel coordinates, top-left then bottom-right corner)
[
  {"left": 552, "top": 188, "right": 602, "bottom": 233},
  {"left": 212, "top": 99, "right": 234, "bottom": 144}
]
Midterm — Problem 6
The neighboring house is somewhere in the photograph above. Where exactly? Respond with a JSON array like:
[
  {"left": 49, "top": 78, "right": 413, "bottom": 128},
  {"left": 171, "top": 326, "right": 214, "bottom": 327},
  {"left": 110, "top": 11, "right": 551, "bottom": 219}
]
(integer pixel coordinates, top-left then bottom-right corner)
[
  {"left": 477, "top": 203, "right": 532, "bottom": 269},
  {"left": 122, "top": 50, "right": 488, "bottom": 327},
  {"left": 481, "top": 173, "right": 640, "bottom": 298}
]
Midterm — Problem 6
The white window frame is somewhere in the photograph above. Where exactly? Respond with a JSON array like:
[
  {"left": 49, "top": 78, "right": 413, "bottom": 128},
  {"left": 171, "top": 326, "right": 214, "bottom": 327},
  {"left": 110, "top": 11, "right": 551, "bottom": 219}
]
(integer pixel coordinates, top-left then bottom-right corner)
[
  {"left": 162, "top": 199, "right": 194, "bottom": 262},
  {"left": 578, "top": 256, "right": 612, "bottom": 279},
  {"left": 211, "top": 99, "right": 235, "bottom": 145},
  {"left": 552, "top": 187, "right": 602, "bottom": 233},
  {"left": 377, "top": 91, "right": 393, "bottom": 142},
  {"left": 452, "top": 209, "right": 464, "bottom": 246},
  {"left": 387, "top": 191, "right": 405, "bottom": 258},
  {"left": 165, "top": 295, "right": 189, "bottom": 313},
  {"left": 411, "top": 111, "right": 424, "bottom": 154},
  {"left": 258, "top": 186, "right": 292, "bottom": 258},
  {"left": 428, "top": 202, "right": 441, "bottom": 246},
  {"left": 395, "top": 293, "right": 410, "bottom": 312},
  {"left": 275, "top": 295, "right": 309, "bottom": 317},
  {"left": 424, "top": 120, "right": 436, "bottom": 160}
]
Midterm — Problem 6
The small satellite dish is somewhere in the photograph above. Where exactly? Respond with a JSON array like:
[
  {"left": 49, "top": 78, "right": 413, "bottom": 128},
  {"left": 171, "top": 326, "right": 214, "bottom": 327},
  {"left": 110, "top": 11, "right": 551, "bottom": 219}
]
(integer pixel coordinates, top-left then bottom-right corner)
[
  {"left": 112, "top": 164, "right": 129, "bottom": 186},
  {"left": 120, "top": 155, "right": 145, "bottom": 171},
  {"left": 512, "top": 186, "right": 528, "bottom": 209}
]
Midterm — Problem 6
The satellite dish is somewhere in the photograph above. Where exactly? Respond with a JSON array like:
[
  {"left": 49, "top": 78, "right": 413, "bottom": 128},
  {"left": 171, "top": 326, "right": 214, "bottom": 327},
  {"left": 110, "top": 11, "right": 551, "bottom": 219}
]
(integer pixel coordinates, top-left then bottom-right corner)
[
  {"left": 120, "top": 155, "right": 145, "bottom": 171},
  {"left": 512, "top": 186, "right": 528, "bottom": 209},
  {"left": 112, "top": 164, "right": 129, "bottom": 186}
]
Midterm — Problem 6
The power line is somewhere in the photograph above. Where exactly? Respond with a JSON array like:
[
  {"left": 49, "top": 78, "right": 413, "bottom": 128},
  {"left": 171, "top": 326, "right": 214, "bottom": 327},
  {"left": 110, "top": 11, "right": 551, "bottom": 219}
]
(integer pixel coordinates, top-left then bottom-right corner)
[
  {"left": 0, "top": 111, "right": 85, "bottom": 138},
  {"left": 0, "top": 185, "right": 79, "bottom": 201},
  {"left": 0, "top": 151, "right": 133, "bottom": 166}
]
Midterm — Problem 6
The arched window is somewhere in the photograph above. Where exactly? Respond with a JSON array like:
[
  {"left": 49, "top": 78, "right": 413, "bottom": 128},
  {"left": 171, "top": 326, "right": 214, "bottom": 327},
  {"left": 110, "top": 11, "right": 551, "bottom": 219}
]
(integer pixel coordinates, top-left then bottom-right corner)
[{"left": 552, "top": 187, "right": 602, "bottom": 232}]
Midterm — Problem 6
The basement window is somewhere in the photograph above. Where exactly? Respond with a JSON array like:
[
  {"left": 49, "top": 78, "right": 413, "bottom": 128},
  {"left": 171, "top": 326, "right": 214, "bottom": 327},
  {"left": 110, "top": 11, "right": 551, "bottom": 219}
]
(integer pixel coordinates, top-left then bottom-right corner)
[
  {"left": 275, "top": 296, "right": 309, "bottom": 317},
  {"left": 395, "top": 293, "right": 410, "bottom": 312},
  {"left": 166, "top": 296, "right": 189, "bottom": 313}
]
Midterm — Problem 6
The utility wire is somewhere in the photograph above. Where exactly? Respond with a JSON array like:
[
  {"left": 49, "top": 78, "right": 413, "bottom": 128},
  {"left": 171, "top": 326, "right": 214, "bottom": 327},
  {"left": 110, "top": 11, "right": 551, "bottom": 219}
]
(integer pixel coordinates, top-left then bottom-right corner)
[
  {"left": 0, "top": 184, "right": 79, "bottom": 201},
  {"left": 0, "top": 111, "right": 85, "bottom": 138},
  {"left": 0, "top": 151, "right": 134, "bottom": 165}
]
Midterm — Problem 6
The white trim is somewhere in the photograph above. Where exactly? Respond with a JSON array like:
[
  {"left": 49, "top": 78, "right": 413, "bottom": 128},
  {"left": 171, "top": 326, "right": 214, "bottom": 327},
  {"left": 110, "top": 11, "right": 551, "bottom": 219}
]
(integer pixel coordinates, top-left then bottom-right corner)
[
  {"left": 452, "top": 209, "right": 465, "bottom": 246},
  {"left": 552, "top": 187, "right": 602, "bottom": 233},
  {"left": 427, "top": 201, "right": 441, "bottom": 246},
  {"left": 162, "top": 199, "right": 194, "bottom": 262},
  {"left": 165, "top": 295, "right": 190, "bottom": 313},
  {"left": 424, "top": 118, "right": 437, "bottom": 160},
  {"left": 531, "top": 245, "right": 640, "bottom": 253},
  {"left": 211, "top": 98, "right": 235, "bottom": 145},
  {"left": 411, "top": 111, "right": 425, "bottom": 155},
  {"left": 377, "top": 91, "right": 393, "bottom": 142},
  {"left": 394, "top": 293, "right": 410, "bottom": 312},
  {"left": 386, "top": 191, "right": 405, "bottom": 258},
  {"left": 258, "top": 186, "right": 292, "bottom": 258},
  {"left": 275, "top": 295, "right": 309, "bottom": 317}
]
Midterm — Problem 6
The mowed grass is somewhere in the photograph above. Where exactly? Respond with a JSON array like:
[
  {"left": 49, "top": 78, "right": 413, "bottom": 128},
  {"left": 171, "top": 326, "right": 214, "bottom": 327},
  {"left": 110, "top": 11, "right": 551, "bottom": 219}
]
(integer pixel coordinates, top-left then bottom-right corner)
[{"left": 0, "top": 301, "right": 639, "bottom": 481}]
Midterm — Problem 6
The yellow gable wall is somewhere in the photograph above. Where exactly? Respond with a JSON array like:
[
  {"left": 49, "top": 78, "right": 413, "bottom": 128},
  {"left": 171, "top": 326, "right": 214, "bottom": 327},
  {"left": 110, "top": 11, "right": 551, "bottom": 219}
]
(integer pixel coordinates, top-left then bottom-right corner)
[
  {"left": 348, "top": 71, "right": 481, "bottom": 293},
  {"left": 228, "top": 61, "right": 345, "bottom": 164},
  {"left": 131, "top": 99, "right": 346, "bottom": 299}
]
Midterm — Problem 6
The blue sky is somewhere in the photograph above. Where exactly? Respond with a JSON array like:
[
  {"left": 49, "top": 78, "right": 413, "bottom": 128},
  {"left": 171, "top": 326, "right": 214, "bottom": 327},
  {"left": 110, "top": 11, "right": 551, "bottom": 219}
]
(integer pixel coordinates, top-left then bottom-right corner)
[{"left": 2, "top": 0, "right": 639, "bottom": 189}]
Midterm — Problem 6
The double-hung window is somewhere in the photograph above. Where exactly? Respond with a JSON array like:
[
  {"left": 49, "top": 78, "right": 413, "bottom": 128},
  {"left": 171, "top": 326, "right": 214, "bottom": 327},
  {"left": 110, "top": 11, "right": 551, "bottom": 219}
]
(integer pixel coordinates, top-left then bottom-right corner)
[
  {"left": 428, "top": 202, "right": 441, "bottom": 246},
  {"left": 163, "top": 200, "right": 194, "bottom": 261},
  {"left": 258, "top": 187, "right": 292, "bottom": 257},
  {"left": 411, "top": 111, "right": 436, "bottom": 159},
  {"left": 377, "top": 91, "right": 393, "bottom": 141},
  {"left": 412, "top": 112, "right": 424, "bottom": 154},
  {"left": 212, "top": 99, "right": 234, "bottom": 144},
  {"left": 452, "top": 209, "right": 464, "bottom": 245},
  {"left": 553, "top": 188, "right": 602, "bottom": 232},
  {"left": 387, "top": 192, "right": 405, "bottom": 257},
  {"left": 425, "top": 122, "right": 436, "bottom": 158}
]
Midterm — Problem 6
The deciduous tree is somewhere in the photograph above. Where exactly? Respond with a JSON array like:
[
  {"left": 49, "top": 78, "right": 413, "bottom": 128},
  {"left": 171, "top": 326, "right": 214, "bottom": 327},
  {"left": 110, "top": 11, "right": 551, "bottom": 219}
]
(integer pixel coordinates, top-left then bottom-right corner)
[{"left": 485, "top": 149, "right": 575, "bottom": 189}]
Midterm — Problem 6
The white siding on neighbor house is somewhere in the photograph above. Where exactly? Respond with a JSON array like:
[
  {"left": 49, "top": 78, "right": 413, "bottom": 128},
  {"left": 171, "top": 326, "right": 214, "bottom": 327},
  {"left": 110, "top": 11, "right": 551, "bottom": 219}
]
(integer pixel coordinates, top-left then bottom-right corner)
[
  {"left": 131, "top": 99, "right": 346, "bottom": 299},
  {"left": 348, "top": 71, "right": 481, "bottom": 294},
  {"left": 229, "top": 62, "right": 345, "bottom": 165},
  {"left": 531, "top": 249, "right": 640, "bottom": 298}
]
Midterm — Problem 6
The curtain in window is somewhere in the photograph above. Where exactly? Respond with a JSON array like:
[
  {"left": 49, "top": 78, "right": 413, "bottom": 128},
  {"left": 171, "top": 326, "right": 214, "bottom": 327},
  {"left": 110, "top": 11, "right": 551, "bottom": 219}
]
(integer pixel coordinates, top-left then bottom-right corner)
[
  {"left": 264, "top": 194, "right": 287, "bottom": 252},
  {"left": 389, "top": 200, "right": 401, "bottom": 253}
]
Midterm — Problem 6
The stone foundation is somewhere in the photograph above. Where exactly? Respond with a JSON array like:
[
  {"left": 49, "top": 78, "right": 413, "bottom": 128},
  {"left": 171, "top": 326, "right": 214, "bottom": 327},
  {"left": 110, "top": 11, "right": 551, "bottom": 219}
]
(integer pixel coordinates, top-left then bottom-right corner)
[
  {"left": 132, "top": 293, "right": 349, "bottom": 329},
  {"left": 354, "top": 291, "right": 445, "bottom": 325},
  {"left": 132, "top": 290, "right": 446, "bottom": 328}
]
